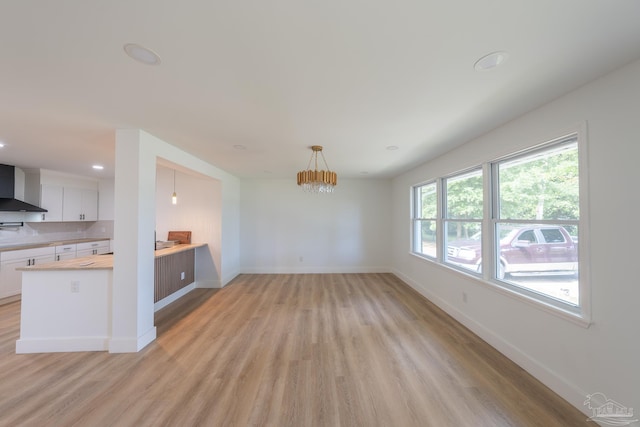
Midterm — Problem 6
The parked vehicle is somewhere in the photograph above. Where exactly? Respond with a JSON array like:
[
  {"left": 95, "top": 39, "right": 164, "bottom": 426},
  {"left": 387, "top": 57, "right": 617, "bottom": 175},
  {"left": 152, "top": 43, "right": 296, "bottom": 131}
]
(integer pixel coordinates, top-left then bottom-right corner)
[{"left": 446, "top": 225, "right": 578, "bottom": 279}]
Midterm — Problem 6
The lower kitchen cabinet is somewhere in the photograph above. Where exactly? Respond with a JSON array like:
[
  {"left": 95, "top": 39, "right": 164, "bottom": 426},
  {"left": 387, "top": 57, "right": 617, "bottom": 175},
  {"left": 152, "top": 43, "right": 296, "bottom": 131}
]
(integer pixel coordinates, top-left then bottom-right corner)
[
  {"left": 55, "top": 243, "right": 76, "bottom": 261},
  {"left": 0, "top": 240, "right": 110, "bottom": 301},
  {"left": 76, "top": 240, "right": 110, "bottom": 257},
  {"left": 0, "top": 246, "right": 55, "bottom": 299}
]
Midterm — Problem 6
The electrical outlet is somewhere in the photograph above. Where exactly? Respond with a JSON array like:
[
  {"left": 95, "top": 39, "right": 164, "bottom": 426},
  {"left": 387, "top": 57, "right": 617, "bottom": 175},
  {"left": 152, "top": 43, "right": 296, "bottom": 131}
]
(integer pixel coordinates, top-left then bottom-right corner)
[
  {"left": 462, "top": 292, "right": 468, "bottom": 303},
  {"left": 180, "top": 272, "right": 185, "bottom": 280},
  {"left": 71, "top": 281, "right": 80, "bottom": 293},
  {"left": 299, "top": 256, "right": 304, "bottom": 262}
]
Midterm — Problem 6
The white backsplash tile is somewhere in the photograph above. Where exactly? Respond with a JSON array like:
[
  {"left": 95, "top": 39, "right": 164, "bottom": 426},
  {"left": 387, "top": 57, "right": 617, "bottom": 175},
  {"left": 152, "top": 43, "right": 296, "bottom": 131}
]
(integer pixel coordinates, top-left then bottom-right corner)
[{"left": 0, "top": 220, "right": 113, "bottom": 247}]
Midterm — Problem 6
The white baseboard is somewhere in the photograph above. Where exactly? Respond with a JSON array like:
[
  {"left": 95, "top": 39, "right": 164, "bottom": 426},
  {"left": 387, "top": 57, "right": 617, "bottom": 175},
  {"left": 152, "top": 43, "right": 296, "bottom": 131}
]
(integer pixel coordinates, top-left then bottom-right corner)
[
  {"left": 0, "top": 294, "right": 20, "bottom": 306},
  {"left": 240, "top": 266, "right": 391, "bottom": 274},
  {"left": 222, "top": 270, "right": 240, "bottom": 286},
  {"left": 154, "top": 283, "right": 197, "bottom": 311},
  {"left": 196, "top": 279, "right": 220, "bottom": 289},
  {"left": 108, "top": 326, "right": 156, "bottom": 353},
  {"left": 16, "top": 337, "right": 109, "bottom": 353},
  {"left": 391, "top": 269, "right": 591, "bottom": 418}
]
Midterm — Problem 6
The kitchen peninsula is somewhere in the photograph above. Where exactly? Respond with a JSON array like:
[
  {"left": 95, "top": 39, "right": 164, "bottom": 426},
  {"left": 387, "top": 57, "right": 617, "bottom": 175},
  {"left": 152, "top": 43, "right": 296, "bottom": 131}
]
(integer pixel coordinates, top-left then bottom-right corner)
[{"left": 15, "top": 243, "right": 206, "bottom": 353}]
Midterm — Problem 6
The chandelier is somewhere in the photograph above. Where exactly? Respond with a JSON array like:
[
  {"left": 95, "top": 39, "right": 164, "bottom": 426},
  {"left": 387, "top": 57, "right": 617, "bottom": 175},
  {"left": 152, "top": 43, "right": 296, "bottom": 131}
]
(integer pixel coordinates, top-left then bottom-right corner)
[{"left": 296, "top": 145, "right": 337, "bottom": 193}]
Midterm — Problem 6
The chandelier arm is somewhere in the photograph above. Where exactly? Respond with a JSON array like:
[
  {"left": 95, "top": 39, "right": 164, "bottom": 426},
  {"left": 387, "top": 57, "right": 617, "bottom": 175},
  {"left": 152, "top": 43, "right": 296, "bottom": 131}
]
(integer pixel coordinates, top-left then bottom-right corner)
[
  {"left": 319, "top": 150, "right": 330, "bottom": 171},
  {"left": 306, "top": 151, "right": 315, "bottom": 170}
]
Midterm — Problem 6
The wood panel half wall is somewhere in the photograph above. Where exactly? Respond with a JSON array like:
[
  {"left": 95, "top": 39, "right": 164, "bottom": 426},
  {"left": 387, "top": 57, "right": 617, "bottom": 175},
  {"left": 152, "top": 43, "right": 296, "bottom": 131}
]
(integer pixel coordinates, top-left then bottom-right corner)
[{"left": 155, "top": 249, "right": 195, "bottom": 302}]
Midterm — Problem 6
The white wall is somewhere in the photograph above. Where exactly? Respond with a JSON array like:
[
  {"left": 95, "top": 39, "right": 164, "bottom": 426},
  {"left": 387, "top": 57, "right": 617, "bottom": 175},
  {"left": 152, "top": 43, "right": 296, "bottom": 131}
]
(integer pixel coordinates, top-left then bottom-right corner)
[
  {"left": 240, "top": 178, "right": 391, "bottom": 273},
  {"left": 98, "top": 178, "right": 114, "bottom": 221},
  {"left": 36, "top": 169, "right": 99, "bottom": 190},
  {"left": 391, "top": 58, "right": 640, "bottom": 415},
  {"left": 155, "top": 166, "right": 222, "bottom": 287},
  {"left": 17, "top": 269, "right": 112, "bottom": 353},
  {"left": 111, "top": 129, "right": 241, "bottom": 353}
]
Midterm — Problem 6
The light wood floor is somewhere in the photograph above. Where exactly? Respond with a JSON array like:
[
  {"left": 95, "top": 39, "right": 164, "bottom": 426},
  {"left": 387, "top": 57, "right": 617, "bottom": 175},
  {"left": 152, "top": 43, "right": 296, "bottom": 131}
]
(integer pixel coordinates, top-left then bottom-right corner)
[{"left": 0, "top": 273, "right": 589, "bottom": 426}]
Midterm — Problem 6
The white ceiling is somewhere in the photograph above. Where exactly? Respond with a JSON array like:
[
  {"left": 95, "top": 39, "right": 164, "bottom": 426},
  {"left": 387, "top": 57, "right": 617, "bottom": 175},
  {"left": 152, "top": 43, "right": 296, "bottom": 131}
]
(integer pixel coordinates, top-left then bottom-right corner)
[{"left": 2, "top": 1, "right": 640, "bottom": 180}]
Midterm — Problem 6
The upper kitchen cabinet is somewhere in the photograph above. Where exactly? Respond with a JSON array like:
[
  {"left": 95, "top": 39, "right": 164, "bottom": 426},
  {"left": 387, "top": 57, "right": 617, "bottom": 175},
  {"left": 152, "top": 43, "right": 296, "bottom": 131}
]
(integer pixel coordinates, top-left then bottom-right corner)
[
  {"left": 25, "top": 169, "right": 99, "bottom": 222},
  {"left": 63, "top": 187, "right": 98, "bottom": 221},
  {"left": 39, "top": 184, "right": 63, "bottom": 222}
]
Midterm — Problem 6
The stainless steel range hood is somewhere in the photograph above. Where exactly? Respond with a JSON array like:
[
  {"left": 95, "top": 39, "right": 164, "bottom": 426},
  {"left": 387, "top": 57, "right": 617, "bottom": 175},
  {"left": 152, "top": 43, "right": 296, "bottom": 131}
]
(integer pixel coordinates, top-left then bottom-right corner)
[{"left": 0, "top": 164, "right": 47, "bottom": 212}]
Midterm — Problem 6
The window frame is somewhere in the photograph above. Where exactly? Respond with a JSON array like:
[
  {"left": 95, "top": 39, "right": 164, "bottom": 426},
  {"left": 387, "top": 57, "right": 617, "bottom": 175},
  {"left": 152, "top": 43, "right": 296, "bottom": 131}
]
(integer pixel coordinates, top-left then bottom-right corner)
[
  {"left": 442, "top": 167, "right": 484, "bottom": 275},
  {"left": 489, "top": 136, "right": 582, "bottom": 313},
  {"left": 410, "top": 128, "right": 590, "bottom": 326},
  {"left": 411, "top": 180, "right": 439, "bottom": 259}
]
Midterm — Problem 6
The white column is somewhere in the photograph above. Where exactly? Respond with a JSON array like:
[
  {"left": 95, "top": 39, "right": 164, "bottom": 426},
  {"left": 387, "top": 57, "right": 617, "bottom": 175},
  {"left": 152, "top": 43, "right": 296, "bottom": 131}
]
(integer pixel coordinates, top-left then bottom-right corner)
[{"left": 109, "top": 129, "right": 157, "bottom": 352}]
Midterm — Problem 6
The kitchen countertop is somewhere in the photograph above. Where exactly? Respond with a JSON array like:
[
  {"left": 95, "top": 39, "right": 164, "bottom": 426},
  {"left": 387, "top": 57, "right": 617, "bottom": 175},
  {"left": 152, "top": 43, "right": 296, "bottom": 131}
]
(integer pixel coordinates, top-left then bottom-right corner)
[
  {"left": 17, "top": 243, "right": 206, "bottom": 271},
  {"left": 154, "top": 243, "right": 206, "bottom": 258},
  {"left": 0, "top": 238, "right": 110, "bottom": 253}
]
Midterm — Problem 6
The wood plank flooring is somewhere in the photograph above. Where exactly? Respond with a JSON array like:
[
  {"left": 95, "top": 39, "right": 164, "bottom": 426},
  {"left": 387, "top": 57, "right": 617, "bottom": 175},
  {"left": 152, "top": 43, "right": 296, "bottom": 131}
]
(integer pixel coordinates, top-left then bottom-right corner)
[{"left": 0, "top": 273, "right": 590, "bottom": 426}]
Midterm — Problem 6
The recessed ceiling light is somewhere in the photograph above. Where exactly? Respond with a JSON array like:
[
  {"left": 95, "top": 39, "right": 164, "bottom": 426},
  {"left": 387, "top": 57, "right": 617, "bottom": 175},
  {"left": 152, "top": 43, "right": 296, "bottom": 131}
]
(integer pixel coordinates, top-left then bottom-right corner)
[
  {"left": 123, "top": 43, "right": 161, "bottom": 66},
  {"left": 386, "top": 145, "right": 399, "bottom": 151},
  {"left": 474, "top": 51, "right": 508, "bottom": 71},
  {"left": 92, "top": 165, "right": 104, "bottom": 170},
  {"left": 0, "top": 142, "right": 5, "bottom": 148}
]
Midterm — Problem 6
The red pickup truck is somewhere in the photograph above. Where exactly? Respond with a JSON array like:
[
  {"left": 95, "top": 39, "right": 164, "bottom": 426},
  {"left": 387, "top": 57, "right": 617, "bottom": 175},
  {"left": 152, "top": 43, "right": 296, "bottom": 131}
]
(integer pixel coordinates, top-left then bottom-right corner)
[{"left": 446, "top": 225, "right": 578, "bottom": 279}]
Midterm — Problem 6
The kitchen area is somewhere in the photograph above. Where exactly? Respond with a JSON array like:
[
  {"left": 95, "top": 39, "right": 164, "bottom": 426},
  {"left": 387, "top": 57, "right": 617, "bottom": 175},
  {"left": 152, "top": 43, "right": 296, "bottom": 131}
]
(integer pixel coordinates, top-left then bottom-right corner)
[
  {"left": 0, "top": 165, "right": 115, "bottom": 301},
  {"left": 0, "top": 155, "right": 223, "bottom": 354}
]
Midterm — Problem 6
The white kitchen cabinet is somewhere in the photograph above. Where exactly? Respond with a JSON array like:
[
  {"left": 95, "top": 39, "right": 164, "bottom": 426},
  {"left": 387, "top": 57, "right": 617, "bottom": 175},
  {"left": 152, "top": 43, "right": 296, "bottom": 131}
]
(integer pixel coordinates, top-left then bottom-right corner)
[
  {"left": 29, "top": 183, "right": 98, "bottom": 223},
  {"left": 84, "top": 190, "right": 98, "bottom": 221},
  {"left": 76, "top": 240, "right": 110, "bottom": 257},
  {"left": 0, "top": 258, "right": 27, "bottom": 299},
  {"left": 63, "top": 188, "right": 98, "bottom": 222},
  {"left": 25, "top": 170, "right": 100, "bottom": 223},
  {"left": 0, "top": 246, "right": 55, "bottom": 299},
  {"left": 55, "top": 243, "right": 76, "bottom": 261},
  {"left": 39, "top": 184, "right": 64, "bottom": 222}
]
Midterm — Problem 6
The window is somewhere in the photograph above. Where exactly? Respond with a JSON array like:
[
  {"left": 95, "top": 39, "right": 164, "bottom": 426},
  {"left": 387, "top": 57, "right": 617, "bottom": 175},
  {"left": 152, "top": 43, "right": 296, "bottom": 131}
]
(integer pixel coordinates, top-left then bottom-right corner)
[
  {"left": 413, "top": 182, "right": 437, "bottom": 258},
  {"left": 410, "top": 132, "right": 587, "bottom": 321},
  {"left": 493, "top": 138, "right": 579, "bottom": 306},
  {"left": 444, "top": 169, "right": 483, "bottom": 274}
]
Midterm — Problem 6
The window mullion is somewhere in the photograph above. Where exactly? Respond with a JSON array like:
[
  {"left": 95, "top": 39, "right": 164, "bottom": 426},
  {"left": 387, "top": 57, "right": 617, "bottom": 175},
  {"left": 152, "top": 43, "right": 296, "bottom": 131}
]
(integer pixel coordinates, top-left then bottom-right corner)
[
  {"left": 483, "top": 162, "right": 494, "bottom": 281},
  {"left": 436, "top": 178, "right": 444, "bottom": 262}
]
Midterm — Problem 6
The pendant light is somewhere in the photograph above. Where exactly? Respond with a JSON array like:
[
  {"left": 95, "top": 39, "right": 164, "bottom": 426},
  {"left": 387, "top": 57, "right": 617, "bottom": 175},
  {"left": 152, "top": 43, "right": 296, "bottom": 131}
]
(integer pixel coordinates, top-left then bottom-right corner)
[
  {"left": 296, "top": 145, "right": 337, "bottom": 193},
  {"left": 172, "top": 169, "right": 177, "bottom": 205}
]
